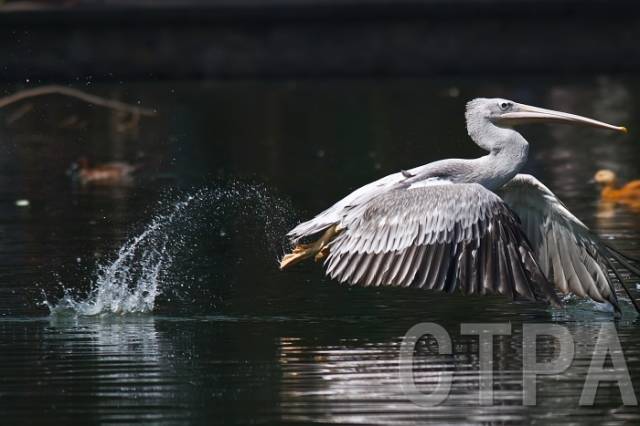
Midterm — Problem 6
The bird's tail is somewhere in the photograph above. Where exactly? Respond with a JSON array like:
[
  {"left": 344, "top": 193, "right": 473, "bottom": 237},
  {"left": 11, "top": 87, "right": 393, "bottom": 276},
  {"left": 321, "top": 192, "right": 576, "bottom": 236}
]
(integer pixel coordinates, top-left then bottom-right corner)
[{"left": 286, "top": 217, "right": 337, "bottom": 244}]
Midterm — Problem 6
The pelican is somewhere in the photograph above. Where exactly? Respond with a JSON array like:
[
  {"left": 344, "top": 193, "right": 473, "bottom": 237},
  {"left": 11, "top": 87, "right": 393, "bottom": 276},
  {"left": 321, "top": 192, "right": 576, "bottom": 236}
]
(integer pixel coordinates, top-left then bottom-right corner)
[{"left": 280, "top": 98, "right": 640, "bottom": 314}]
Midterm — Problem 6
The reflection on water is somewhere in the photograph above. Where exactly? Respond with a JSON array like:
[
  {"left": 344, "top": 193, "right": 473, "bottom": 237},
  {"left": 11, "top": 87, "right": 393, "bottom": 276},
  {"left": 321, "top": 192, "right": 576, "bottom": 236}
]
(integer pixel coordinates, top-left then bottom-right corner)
[
  {"left": 0, "top": 77, "right": 639, "bottom": 423},
  {"left": 277, "top": 318, "right": 640, "bottom": 424},
  {"left": 1, "top": 311, "right": 638, "bottom": 424},
  {"left": 0, "top": 316, "right": 185, "bottom": 423}
]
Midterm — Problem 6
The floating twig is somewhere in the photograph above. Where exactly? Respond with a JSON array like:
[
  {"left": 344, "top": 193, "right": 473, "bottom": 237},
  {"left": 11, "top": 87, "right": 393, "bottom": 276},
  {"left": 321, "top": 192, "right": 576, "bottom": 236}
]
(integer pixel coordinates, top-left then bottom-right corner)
[
  {"left": 5, "top": 102, "right": 33, "bottom": 125},
  {"left": 0, "top": 85, "right": 157, "bottom": 117}
]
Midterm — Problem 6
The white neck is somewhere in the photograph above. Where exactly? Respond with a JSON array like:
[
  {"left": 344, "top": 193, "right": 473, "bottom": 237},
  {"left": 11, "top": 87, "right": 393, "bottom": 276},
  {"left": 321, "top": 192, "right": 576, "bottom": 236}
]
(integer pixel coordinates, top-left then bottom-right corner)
[{"left": 467, "top": 118, "right": 529, "bottom": 190}]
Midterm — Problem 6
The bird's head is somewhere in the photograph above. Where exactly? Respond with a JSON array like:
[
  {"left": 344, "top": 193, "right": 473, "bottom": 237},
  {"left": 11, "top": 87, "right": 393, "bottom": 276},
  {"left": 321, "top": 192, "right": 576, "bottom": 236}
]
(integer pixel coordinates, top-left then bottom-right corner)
[
  {"left": 466, "top": 98, "right": 627, "bottom": 134},
  {"left": 593, "top": 169, "right": 618, "bottom": 186}
]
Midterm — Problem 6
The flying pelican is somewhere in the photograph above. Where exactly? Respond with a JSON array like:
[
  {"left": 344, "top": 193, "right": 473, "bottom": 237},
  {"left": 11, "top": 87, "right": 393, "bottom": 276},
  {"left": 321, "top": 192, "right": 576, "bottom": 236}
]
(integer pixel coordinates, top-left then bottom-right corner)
[{"left": 280, "top": 98, "right": 640, "bottom": 314}]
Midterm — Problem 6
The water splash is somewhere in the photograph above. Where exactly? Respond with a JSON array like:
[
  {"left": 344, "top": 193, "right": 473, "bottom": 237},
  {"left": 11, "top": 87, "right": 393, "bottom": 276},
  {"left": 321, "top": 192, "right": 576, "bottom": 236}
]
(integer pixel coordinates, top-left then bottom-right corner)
[
  {"left": 45, "top": 183, "right": 295, "bottom": 316},
  {"left": 45, "top": 196, "right": 191, "bottom": 315}
]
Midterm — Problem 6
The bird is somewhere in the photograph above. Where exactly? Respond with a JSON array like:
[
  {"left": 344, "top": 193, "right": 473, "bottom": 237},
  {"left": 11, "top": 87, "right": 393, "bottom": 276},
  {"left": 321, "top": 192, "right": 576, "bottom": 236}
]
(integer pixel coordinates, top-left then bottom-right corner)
[
  {"left": 593, "top": 169, "right": 640, "bottom": 201},
  {"left": 67, "top": 157, "right": 140, "bottom": 185},
  {"left": 280, "top": 98, "right": 640, "bottom": 314}
]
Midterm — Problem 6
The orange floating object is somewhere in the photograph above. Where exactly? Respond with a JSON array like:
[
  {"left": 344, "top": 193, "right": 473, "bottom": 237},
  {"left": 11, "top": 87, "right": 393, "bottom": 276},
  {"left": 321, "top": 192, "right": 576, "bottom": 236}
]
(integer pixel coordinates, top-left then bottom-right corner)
[{"left": 593, "top": 169, "right": 640, "bottom": 201}]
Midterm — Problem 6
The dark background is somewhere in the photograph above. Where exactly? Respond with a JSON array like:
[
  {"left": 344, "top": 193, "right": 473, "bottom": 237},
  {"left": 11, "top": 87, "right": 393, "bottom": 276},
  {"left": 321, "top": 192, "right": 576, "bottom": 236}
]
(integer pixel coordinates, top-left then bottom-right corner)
[
  {"left": 0, "top": 2, "right": 639, "bottom": 424},
  {"left": 1, "top": 0, "right": 639, "bottom": 82}
]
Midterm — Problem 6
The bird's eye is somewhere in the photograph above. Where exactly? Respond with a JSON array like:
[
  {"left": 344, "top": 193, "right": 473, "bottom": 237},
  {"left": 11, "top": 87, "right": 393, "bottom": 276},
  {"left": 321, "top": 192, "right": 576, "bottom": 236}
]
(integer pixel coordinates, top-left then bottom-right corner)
[{"left": 499, "top": 102, "right": 512, "bottom": 111}]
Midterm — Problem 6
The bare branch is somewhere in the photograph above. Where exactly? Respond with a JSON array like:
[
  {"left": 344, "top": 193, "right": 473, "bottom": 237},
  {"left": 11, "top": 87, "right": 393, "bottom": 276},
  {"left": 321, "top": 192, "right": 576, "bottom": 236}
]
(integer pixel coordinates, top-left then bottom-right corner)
[{"left": 0, "top": 85, "right": 157, "bottom": 117}]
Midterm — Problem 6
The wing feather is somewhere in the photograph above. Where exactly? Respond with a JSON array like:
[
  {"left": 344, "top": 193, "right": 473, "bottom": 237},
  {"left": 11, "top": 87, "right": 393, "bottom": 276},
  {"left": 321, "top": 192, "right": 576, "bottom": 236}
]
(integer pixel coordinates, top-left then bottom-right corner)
[
  {"left": 323, "top": 183, "right": 560, "bottom": 306},
  {"left": 499, "top": 174, "right": 635, "bottom": 312}
]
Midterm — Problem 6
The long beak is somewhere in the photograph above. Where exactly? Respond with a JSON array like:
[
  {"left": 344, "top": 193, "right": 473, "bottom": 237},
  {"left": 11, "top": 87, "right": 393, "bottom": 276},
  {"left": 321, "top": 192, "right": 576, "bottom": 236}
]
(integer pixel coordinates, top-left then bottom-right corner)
[{"left": 498, "top": 103, "right": 628, "bottom": 133}]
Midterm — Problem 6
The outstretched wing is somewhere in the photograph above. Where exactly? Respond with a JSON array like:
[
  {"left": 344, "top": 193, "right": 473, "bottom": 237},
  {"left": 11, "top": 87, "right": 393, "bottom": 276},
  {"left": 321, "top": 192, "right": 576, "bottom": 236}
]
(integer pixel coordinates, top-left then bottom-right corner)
[
  {"left": 499, "top": 174, "right": 636, "bottom": 313},
  {"left": 324, "top": 183, "right": 561, "bottom": 306}
]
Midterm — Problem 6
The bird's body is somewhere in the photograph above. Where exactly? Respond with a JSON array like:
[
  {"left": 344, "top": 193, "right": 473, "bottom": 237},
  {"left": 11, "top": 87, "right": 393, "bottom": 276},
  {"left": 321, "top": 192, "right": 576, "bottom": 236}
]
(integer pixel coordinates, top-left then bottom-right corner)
[
  {"left": 281, "top": 98, "right": 638, "bottom": 314},
  {"left": 594, "top": 169, "right": 640, "bottom": 201},
  {"left": 68, "top": 157, "right": 139, "bottom": 185}
]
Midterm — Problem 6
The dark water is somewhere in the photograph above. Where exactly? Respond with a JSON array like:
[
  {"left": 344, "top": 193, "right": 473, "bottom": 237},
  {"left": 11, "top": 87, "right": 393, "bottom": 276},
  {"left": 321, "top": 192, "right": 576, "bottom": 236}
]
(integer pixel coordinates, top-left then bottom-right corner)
[{"left": 1, "top": 77, "right": 640, "bottom": 424}]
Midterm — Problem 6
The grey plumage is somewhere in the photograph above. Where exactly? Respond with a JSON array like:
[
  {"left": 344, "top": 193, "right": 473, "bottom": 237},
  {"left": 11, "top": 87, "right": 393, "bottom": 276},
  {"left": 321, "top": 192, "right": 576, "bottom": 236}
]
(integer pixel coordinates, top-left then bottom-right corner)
[
  {"left": 499, "top": 174, "right": 620, "bottom": 309},
  {"left": 324, "top": 183, "right": 561, "bottom": 306},
  {"left": 282, "top": 98, "right": 635, "bottom": 312}
]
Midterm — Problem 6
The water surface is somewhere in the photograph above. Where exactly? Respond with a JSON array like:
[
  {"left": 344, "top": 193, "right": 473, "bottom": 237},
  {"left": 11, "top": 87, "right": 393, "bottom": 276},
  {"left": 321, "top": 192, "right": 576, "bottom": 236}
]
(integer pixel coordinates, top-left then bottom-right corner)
[{"left": 0, "top": 77, "right": 639, "bottom": 424}]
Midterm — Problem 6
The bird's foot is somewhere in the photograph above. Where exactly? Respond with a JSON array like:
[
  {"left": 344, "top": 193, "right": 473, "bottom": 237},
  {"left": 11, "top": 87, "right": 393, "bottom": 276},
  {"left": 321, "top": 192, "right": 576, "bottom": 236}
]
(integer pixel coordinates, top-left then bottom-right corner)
[
  {"left": 279, "top": 248, "right": 314, "bottom": 270},
  {"left": 292, "top": 243, "right": 312, "bottom": 253},
  {"left": 279, "top": 225, "right": 341, "bottom": 270},
  {"left": 314, "top": 246, "right": 330, "bottom": 263}
]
